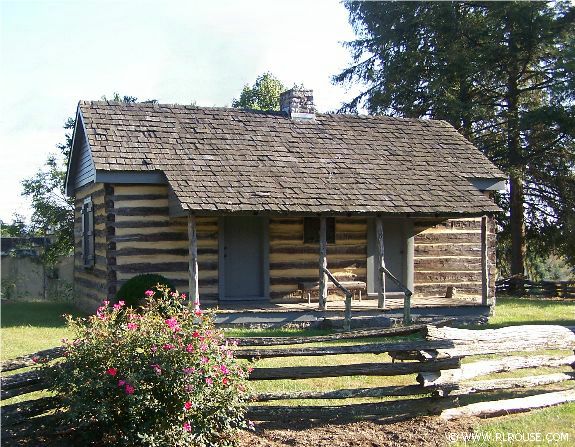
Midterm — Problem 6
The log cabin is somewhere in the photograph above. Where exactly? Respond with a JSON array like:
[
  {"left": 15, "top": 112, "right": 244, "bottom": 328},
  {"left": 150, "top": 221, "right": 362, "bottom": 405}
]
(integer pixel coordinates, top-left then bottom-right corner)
[{"left": 64, "top": 89, "right": 505, "bottom": 314}]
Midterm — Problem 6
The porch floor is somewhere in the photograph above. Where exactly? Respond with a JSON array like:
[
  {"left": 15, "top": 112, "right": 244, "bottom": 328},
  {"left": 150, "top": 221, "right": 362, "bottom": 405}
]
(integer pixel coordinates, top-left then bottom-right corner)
[{"left": 210, "top": 295, "right": 482, "bottom": 314}]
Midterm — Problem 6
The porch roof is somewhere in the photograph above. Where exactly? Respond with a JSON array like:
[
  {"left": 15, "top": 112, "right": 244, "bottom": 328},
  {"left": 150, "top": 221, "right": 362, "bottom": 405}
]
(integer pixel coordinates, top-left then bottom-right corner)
[{"left": 73, "top": 101, "right": 504, "bottom": 215}]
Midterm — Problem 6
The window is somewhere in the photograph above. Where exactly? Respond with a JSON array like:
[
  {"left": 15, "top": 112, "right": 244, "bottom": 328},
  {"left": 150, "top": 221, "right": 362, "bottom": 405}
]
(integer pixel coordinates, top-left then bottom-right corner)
[
  {"left": 303, "top": 217, "right": 335, "bottom": 244},
  {"left": 81, "top": 197, "right": 95, "bottom": 267}
]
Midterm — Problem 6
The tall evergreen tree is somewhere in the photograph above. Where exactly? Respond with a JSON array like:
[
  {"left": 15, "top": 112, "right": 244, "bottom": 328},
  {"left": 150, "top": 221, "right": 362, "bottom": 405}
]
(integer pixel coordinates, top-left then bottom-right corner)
[{"left": 334, "top": 1, "right": 575, "bottom": 276}]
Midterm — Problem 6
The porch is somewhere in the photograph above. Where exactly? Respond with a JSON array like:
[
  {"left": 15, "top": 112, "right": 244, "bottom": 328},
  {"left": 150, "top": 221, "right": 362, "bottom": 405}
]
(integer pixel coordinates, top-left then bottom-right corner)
[{"left": 210, "top": 295, "right": 490, "bottom": 328}]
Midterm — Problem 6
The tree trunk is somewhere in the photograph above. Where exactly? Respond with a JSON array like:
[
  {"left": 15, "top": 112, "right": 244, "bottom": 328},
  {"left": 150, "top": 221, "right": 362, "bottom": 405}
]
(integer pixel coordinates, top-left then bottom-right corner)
[{"left": 505, "top": 14, "right": 526, "bottom": 289}]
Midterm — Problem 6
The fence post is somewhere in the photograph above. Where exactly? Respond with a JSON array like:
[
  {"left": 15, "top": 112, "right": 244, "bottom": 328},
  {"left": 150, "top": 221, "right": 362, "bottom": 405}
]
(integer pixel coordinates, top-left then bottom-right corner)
[{"left": 344, "top": 292, "right": 352, "bottom": 331}]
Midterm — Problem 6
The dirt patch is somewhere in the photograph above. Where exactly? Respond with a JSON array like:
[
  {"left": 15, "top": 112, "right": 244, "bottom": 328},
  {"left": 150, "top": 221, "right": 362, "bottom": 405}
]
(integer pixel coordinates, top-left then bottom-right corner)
[
  {"left": 239, "top": 416, "right": 477, "bottom": 447},
  {"left": 3, "top": 415, "right": 476, "bottom": 446}
]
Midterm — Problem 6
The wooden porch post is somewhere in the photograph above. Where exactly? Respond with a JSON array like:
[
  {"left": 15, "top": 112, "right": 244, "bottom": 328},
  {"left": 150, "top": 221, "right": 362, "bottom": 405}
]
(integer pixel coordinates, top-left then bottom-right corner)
[
  {"left": 376, "top": 216, "right": 386, "bottom": 309},
  {"left": 319, "top": 216, "right": 328, "bottom": 310},
  {"left": 188, "top": 214, "right": 199, "bottom": 310},
  {"left": 481, "top": 215, "right": 489, "bottom": 307}
]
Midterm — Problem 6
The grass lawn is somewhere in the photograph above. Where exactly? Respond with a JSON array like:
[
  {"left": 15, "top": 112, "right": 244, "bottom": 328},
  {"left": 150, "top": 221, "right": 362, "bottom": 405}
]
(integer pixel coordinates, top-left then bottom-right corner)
[
  {"left": 1, "top": 296, "right": 573, "bottom": 443},
  {"left": 0, "top": 301, "right": 85, "bottom": 361}
]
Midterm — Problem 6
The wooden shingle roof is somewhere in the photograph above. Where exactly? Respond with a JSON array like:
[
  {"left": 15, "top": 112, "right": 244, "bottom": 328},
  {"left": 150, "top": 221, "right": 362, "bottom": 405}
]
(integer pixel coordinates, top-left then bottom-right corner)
[{"left": 75, "top": 101, "right": 504, "bottom": 215}]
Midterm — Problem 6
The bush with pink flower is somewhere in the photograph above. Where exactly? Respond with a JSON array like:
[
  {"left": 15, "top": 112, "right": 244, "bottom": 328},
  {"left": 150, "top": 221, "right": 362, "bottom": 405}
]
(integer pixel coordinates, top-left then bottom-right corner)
[{"left": 45, "top": 286, "right": 251, "bottom": 447}]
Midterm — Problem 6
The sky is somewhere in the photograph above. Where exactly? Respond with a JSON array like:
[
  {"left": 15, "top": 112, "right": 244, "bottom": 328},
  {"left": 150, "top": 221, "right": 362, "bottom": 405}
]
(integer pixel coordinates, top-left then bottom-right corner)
[{"left": 0, "top": 0, "right": 361, "bottom": 223}]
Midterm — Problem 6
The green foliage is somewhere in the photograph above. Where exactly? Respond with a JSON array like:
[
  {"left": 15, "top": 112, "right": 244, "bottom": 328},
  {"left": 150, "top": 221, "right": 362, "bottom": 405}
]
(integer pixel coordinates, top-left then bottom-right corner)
[
  {"left": 116, "top": 274, "right": 175, "bottom": 308},
  {"left": 21, "top": 118, "right": 75, "bottom": 266},
  {"left": 43, "top": 287, "right": 250, "bottom": 446},
  {"left": 335, "top": 1, "right": 575, "bottom": 274},
  {"left": 0, "top": 214, "right": 29, "bottom": 237},
  {"left": 21, "top": 94, "right": 138, "bottom": 267},
  {"left": 232, "top": 72, "right": 285, "bottom": 111}
]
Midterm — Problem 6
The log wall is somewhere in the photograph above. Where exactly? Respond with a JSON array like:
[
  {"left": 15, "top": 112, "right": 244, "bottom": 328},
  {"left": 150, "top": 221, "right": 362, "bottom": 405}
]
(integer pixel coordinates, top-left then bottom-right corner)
[
  {"left": 413, "top": 217, "right": 496, "bottom": 300},
  {"left": 106, "top": 184, "right": 218, "bottom": 301},
  {"left": 269, "top": 217, "right": 367, "bottom": 301},
  {"left": 73, "top": 183, "right": 108, "bottom": 311}
]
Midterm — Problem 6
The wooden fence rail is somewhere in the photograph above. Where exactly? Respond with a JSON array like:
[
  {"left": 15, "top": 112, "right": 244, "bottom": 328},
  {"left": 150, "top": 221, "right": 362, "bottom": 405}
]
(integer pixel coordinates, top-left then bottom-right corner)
[
  {"left": 2, "top": 324, "right": 574, "bottom": 436},
  {"left": 496, "top": 278, "right": 575, "bottom": 298}
]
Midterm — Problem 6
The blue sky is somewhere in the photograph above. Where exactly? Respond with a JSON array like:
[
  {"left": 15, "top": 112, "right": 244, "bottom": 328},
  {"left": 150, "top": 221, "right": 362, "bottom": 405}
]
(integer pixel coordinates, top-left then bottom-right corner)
[{"left": 0, "top": 0, "right": 360, "bottom": 222}]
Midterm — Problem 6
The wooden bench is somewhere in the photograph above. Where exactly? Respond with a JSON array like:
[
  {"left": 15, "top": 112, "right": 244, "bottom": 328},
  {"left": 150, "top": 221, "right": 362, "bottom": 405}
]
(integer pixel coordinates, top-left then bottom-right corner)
[{"left": 298, "top": 280, "right": 367, "bottom": 304}]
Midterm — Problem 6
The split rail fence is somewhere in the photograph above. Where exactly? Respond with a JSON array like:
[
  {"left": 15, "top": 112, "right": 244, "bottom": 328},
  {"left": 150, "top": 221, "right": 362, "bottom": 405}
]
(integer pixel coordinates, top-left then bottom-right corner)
[
  {"left": 496, "top": 278, "right": 575, "bottom": 299},
  {"left": 2, "top": 324, "right": 575, "bottom": 437}
]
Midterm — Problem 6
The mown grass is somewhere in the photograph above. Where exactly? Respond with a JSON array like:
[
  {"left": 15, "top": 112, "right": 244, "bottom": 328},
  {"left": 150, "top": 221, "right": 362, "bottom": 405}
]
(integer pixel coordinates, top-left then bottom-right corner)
[
  {"left": 0, "top": 301, "right": 84, "bottom": 361},
  {"left": 1, "top": 296, "right": 573, "bottom": 435}
]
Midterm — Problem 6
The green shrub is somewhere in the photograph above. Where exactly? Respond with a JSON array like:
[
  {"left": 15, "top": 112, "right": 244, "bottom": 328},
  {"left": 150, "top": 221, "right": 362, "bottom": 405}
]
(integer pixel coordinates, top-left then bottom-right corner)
[
  {"left": 116, "top": 274, "right": 176, "bottom": 307},
  {"left": 44, "top": 287, "right": 251, "bottom": 446}
]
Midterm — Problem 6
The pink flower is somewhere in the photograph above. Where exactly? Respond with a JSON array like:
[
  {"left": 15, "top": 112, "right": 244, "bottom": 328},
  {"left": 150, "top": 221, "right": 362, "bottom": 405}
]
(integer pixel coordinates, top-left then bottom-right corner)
[
  {"left": 219, "top": 364, "right": 229, "bottom": 375},
  {"left": 106, "top": 367, "right": 118, "bottom": 377},
  {"left": 150, "top": 345, "right": 158, "bottom": 353},
  {"left": 182, "top": 367, "right": 195, "bottom": 375},
  {"left": 102, "top": 300, "right": 110, "bottom": 307},
  {"left": 127, "top": 323, "right": 138, "bottom": 331},
  {"left": 124, "top": 384, "right": 135, "bottom": 395},
  {"left": 165, "top": 317, "right": 180, "bottom": 332},
  {"left": 151, "top": 364, "right": 162, "bottom": 375},
  {"left": 192, "top": 331, "right": 200, "bottom": 338},
  {"left": 184, "top": 401, "right": 192, "bottom": 411},
  {"left": 113, "top": 301, "right": 125, "bottom": 310},
  {"left": 183, "top": 422, "right": 192, "bottom": 432},
  {"left": 170, "top": 291, "right": 178, "bottom": 298},
  {"left": 222, "top": 377, "right": 229, "bottom": 386},
  {"left": 118, "top": 380, "right": 126, "bottom": 387},
  {"left": 185, "top": 344, "right": 194, "bottom": 353},
  {"left": 200, "top": 356, "right": 209, "bottom": 364},
  {"left": 199, "top": 344, "right": 208, "bottom": 352},
  {"left": 144, "top": 290, "right": 154, "bottom": 297},
  {"left": 205, "top": 377, "right": 213, "bottom": 386},
  {"left": 194, "top": 308, "right": 203, "bottom": 317},
  {"left": 181, "top": 293, "right": 187, "bottom": 300},
  {"left": 162, "top": 343, "right": 174, "bottom": 351}
]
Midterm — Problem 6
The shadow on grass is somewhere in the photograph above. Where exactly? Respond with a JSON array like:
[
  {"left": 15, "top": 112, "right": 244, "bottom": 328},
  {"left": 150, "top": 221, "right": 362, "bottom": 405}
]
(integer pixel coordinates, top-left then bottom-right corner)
[{"left": 0, "top": 301, "right": 86, "bottom": 328}]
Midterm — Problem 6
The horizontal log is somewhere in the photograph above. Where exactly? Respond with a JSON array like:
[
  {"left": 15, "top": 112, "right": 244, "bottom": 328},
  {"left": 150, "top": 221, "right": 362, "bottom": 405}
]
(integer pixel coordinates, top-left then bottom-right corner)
[
  {"left": 111, "top": 206, "right": 170, "bottom": 216},
  {"left": 440, "top": 389, "right": 575, "bottom": 420},
  {"left": 415, "top": 271, "right": 482, "bottom": 283},
  {"left": 414, "top": 258, "right": 481, "bottom": 271},
  {"left": 253, "top": 384, "right": 430, "bottom": 402},
  {"left": 233, "top": 325, "right": 428, "bottom": 346},
  {"left": 1, "top": 347, "right": 64, "bottom": 372},
  {"left": 416, "top": 233, "right": 480, "bottom": 244},
  {"left": 415, "top": 284, "right": 481, "bottom": 296},
  {"left": 417, "top": 355, "right": 575, "bottom": 387},
  {"left": 249, "top": 357, "right": 460, "bottom": 380},
  {"left": 425, "top": 324, "right": 575, "bottom": 355},
  {"left": 110, "top": 247, "right": 218, "bottom": 257},
  {"left": 1, "top": 370, "right": 43, "bottom": 391},
  {"left": 415, "top": 245, "right": 481, "bottom": 257},
  {"left": 270, "top": 244, "right": 366, "bottom": 255},
  {"left": 112, "top": 261, "right": 217, "bottom": 274},
  {"left": 111, "top": 232, "right": 188, "bottom": 243},
  {"left": 108, "top": 193, "right": 167, "bottom": 202},
  {"left": 1, "top": 397, "right": 60, "bottom": 426},
  {"left": 2, "top": 381, "right": 48, "bottom": 399},
  {"left": 443, "top": 372, "right": 575, "bottom": 396},
  {"left": 235, "top": 340, "right": 451, "bottom": 359},
  {"left": 415, "top": 219, "right": 482, "bottom": 231},
  {"left": 247, "top": 397, "right": 447, "bottom": 421},
  {"left": 271, "top": 259, "right": 366, "bottom": 271}
]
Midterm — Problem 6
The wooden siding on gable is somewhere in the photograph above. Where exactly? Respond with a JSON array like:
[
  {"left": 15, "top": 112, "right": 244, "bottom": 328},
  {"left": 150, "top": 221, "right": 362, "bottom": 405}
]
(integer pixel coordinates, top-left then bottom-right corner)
[
  {"left": 107, "top": 185, "right": 218, "bottom": 300},
  {"left": 73, "top": 129, "right": 96, "bottom": 190},
  {"left": 73, "top": 183, "right": 107, "bottom": 311},
  {"left": 413, "top": 217, "right": 496, "bottom": 300},
  {"left": 269, "top": 217, "right": 367, "bottom": 301}
]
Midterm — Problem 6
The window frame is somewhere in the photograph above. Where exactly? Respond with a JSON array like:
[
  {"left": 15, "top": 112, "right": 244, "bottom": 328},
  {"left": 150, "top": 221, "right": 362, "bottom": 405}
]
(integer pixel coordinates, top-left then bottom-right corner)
[
  {"left": 303, "top": 217, "right": 335, "bottom": 244},
  {"left": 81, "top": 196, "right": 95, "bottom": 268}
]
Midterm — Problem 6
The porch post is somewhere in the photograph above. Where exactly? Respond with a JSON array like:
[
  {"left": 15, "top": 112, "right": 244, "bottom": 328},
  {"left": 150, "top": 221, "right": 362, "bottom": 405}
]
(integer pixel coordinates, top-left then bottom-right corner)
[
  {"left": 318, "top": 216, "right": 328, "bottom": 310},
  {"left": 376, "top": 216, "right": 386, "bottom": 309},
  {"left": 481, "top": 215, "right": 489, "bottom": 306},
  {"left": 188, "top": 214, "right": 199, "bottom": 310}
]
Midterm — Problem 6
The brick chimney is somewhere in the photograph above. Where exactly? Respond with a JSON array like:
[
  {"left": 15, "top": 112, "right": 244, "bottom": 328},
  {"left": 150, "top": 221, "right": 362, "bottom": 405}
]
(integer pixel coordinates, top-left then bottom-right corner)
[{"left": 280, "top": 88, "right": 315, "bottom": 120}]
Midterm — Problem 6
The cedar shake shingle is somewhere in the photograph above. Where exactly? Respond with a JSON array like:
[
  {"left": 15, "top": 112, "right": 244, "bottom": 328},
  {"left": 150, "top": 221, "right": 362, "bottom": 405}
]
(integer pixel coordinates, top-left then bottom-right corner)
[{"left": 77, "top": 101, "right": 504, "bottom": 215}]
